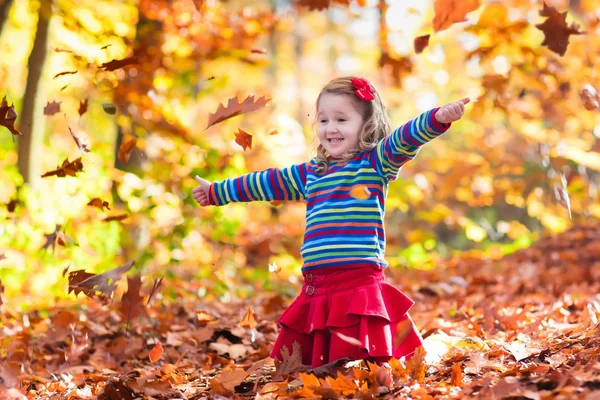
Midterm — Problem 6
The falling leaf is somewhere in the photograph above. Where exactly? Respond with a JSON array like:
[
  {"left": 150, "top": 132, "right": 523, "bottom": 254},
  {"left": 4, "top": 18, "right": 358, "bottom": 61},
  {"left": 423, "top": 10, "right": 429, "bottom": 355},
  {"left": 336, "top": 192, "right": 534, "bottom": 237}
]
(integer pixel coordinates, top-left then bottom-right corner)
[
  {"left": 65, "top": 117, "right": 91, "bottom": 153},
  {"left": 62, "top": 264, "right": 70, "bottom": 277},
  {"left": 349, "top": 185, "right": 371, "bottom": 200},
  {"left": 53, "top": 70, "right": 77, "bottom": 79},
  {"left": 99, "top": 56, "right": 139, "bottom": 71},
  {"left": 535, "top": 2, "right": 585, "bottom": 56},
  {"left": 268, "top": 262, "right": 281, "bottom": 273},
  {"left": 0, "top": 253, "right": 5, "bottom": 261},
  {"left": 67, "top": 269, "right": 96, "bottom": 297},
  {"left": 269, "top": 129, "right": 278, "bottom": 135},
  {"left": 240, "top": 308, "right": 257, "bottom": 330},
  {"left": 78, "top": 99, "right": 88, "bottom": 116},
  {"left": 59, "top": 84, "right": 69, "bottom": 92},
  {"left": 149, "top": 342, "right": 163, "bottom": 364},
  {"left": 211, "top": 365, "right": 249, "bottom": 394},
  {"left": 206, "top": 95, "right": 270, "bottom": 129},
  {"left": 69, "top": 260, "right": 135, "bottom": 298},
  {"left": 147, "top": 277, "right": 164, "bottom": 305},
  {"left": 56, "top": 231, "right": 77, "bottom": 247},
  {"left": 580, "top": 84, "right": 600, "bottom": 110},
  {"left": 43, "top": 101, "right": 61, "bottom": 116},
  {"left": 87, "top": 198, "right": 111, "bottom": 210},
  {"left": 432, "top": 0, "right": 481, "bottom": 32},
  {"left": 42, "top": 224, "right": 61, "bottom": 251},
  {"left": 120, "top": 274, "right": 147, "bottom": 321},
  {"left": 554, "top": 174, "right": 571, "bottom": 219},
  {"left": 53, "top": 47, "right": 73, "bottom": 53},
  {"left": 102, "top": 104, "right": 117, "bottom": 115},
  {"left": 118, "top": 135, "right": 137, "bottom": 163},
  {"left": 0, "top": 97, "right": 21, "bottom": 135},
  {"left": 41, "top": 157, "right": 83, "bottom": 178},
  {"left": 102, "top": 214, "right": 129, "bottom": 222},
  {"left": 414, "top": 34, "right": 430, "bottom": 53},
  {"left": 234, "top": 128, "right": 253, "bottom": 151},
  {"left": 0, "top": 278, "right": 4, "bottom": 307},
  {"left": 293, "top": 0, "right": 330, "bottom": 11},
  {"left": 100, "top": 44, "right": 112, "bottom": 50},
  {"left": 251, "top": 48, "right": 267, "bottom": 54},
  {"left": 333, "top": 330, "right": 363, "bottom": 347}
]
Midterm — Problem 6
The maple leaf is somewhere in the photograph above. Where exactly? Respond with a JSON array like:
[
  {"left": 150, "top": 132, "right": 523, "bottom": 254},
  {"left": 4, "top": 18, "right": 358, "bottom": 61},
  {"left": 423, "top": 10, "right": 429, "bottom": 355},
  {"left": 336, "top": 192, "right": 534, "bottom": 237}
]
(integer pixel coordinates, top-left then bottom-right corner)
[
  {"left": 87, "top": 198, "right": 111, "bottom": 210},
  {"left": 432, "top": 0, "right": 481, "bottom": 33},
  {"left": 53, "top": 70, "right": 77, "bottom": 79},
  {"left": 206, "top": 95, "right": 270, "bottom": 129},
  {"left": 0, "top": 96, "right": 21, "bottom": 135},
  {"left": 99, "top": 56, "right": 139, "bottom": 71},
  {"left": 234, "top": 128, "right": 253, "bottom": 151},
  {"left": 535, "top": 2, "right": 585, "bottom": 56},
  {"left": 69, "top": 260, "right": 135, "bottom": 298},
  {"left": 42, "top": 224, "right": 61, "bottom": 251},
  {"left": 120, "top": 274, "right": 147, "bottom": 322},
  {"left": 118, "top": 135, "right": 137, "bottom": 163},
  {"left": 273, "top": 341, "right": 309, "bottom": 381},
  {"left": 41, "top": 157, "right": 83, "bottom": 178},
  {"left": 147, "top": 277, "right": 164, "bottom": 305},
  {"left": 149, "top": 342, "right": 163, "bottom": 364},
  {"left": 78, "top": 99, "right": 88, "bottom": 116},
  {"left": 43, "top": 100, "right": 61, "bottom": 116},
  {"left": 414, "top": 34, "right": 430, "bottom": 54},
  {"left": 240, "top": 307, "right": 257, "bottom": 330}
]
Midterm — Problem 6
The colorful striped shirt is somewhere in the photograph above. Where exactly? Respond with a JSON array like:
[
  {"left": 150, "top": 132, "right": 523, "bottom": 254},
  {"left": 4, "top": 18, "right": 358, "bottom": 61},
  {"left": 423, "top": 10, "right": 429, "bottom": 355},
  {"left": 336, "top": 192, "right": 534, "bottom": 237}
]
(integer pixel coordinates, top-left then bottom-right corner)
[{"left": 208, "top": 108, "right": 450, "bottom": 271}]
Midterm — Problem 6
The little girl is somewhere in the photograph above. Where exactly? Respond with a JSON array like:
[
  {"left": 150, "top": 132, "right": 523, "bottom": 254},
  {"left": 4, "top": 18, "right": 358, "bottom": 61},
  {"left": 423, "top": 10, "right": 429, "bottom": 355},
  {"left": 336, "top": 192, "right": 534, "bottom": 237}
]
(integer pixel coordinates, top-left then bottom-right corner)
[{"left": 193, "top": 76, "right": 469, "bottom": 367}]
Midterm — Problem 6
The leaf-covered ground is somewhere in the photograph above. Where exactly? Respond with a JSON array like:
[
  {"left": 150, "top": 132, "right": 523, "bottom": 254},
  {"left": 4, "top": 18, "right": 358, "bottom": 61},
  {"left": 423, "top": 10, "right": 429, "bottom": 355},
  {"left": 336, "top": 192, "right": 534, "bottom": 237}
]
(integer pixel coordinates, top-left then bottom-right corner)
[{"left": 1, "top": 222, "right": 600, "bottom": 399}]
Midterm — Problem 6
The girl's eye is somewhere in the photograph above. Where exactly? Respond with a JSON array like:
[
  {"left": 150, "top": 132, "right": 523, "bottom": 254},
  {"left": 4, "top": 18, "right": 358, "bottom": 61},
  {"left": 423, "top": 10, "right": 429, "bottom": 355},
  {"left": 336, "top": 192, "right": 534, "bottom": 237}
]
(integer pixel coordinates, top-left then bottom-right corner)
[
  {"left": 320, "top": 120, "right": 327, "bottom": 123},
  {"left": 338, "top": 119, "right": 346, "bottom": 122}
]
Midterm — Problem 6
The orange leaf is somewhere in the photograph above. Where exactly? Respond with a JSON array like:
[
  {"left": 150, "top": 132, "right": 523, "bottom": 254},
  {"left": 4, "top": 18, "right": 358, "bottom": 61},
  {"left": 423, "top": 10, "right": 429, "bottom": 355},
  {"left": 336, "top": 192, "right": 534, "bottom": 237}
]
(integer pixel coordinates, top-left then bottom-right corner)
[
  {"left": 149, "top": 342, "right": 163, "bottom": 364},
  {"left": 99, "top": 56, "right": 139, "bottom": 71},
  {"left": 0, "top": 96, "right": 21, "bottom": 135},
  {"left": 451, "top": 363, "right": 464, "bottom": 387},
  {"left": 87, "top": 198, "right": 111, "bottom": 210},
  {"left": 325, "top": 371, "right": 358, "bottom": 396},
  {"left": 206, "top": 95, "right": 270, "bottom": 129},
  {"left": 273, "top": 340, "right": 308, "bottom": 381},
  {"left": 234, "top": 128, "right": 253, "bottom": 151},
  {"left": 535, "top": 2, "right": 585, "bottom": 56},
  {"left": 432, "top": 0, "right": 481, "bottom": 32},
  {"left": 118, "top": 135, "right": 138, "bottom": 163},
  {"left": 43, "top": 100, "right": 61, "bottom": 116},
  {"left": 41, "top": 157, "right": 83, "bottom": 178},
  {"left": 414, "top": 34, "right": 430, "bottom": 54},
  {"left": 349, "top": 185, "right": 371, "bottom": 200},
  {"left": 240, "top": 308, "right": 257, "bottom": 330}
]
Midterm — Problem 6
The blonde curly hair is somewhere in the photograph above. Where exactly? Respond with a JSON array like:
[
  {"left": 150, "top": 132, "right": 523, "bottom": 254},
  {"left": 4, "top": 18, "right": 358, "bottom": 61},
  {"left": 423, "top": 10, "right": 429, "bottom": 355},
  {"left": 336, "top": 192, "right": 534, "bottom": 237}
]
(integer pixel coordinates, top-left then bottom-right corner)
[{"left": 313, "top": 76, "right": 392, "bottom": 175}]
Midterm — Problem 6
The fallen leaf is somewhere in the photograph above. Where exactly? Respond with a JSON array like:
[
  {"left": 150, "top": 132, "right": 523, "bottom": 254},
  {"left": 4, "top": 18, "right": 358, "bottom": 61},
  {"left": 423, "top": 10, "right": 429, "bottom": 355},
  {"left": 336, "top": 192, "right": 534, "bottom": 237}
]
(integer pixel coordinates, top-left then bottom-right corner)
[
  {"left": 240, "top": 308, "right": 257, "bottom": 330},
  {"left": 43, "top": 101, "right": 61, "bottom": 116},
  {"left": 206, "top": 95, "right": 270, "bottom": 129},
  {"left": 118, "top": 135, "right": 137, "bottom": 163},
  {"left": 234, "top": 128, "right": 253, "bottom": 151},
  {"left": 414, "top": 34, "right": 430, "bottom": 53},
  {"left": 149, "top": 342, "right": 163, "bottom": 364},
  {"left": 580, "top": 84, "right": 600, "bottom": 110},
  {"left": 326, "top": 371, "right": 358, "bottom": 396},
  {"left": 349, "top": 185, "right": 371, "bottom": 200},
  {"left": 120, "top": 274, "right": 147, "bottom": 321},
  {"left": 87, "top": 198, "right": 111, "bottom": 210},
  {"left": 53, "top": 70, "right": 77, "bottom": 79},
  {"left": 451, "top": 363, "right": 464, "bottom": 387},
  {"left": 432, "top": 0, "right": 481, "bottom": 32},
  {"left": 78, "top": 99, "right": 88, "bottom": 116},
  {"left": 99, "top": 56, "right": 139, "bottom": 71},
  {"left": 212, "top": 365, "right": 248, "bottom": 393},
  {"left": 535, "top": 2, "right": 585, "bottom": 56},
  {"left": 0, "top": 96, "right": 21, "bottom": 135},
  {"left": 41, "top": 157, "right": 84, "bottom": 178},
  {"left": 197, "top": 310, "right": 216, "bottom": 324},
  {"left": 273, "top": 341, "right": 308, "bottom": 381}
]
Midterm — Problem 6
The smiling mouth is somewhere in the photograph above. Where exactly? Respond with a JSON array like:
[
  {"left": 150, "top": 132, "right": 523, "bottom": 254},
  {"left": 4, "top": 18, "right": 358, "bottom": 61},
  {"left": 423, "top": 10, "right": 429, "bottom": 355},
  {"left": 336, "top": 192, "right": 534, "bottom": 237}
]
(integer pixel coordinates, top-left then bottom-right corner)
[{"left": 328, "top": 138, "right": 344, "bottom": 143}]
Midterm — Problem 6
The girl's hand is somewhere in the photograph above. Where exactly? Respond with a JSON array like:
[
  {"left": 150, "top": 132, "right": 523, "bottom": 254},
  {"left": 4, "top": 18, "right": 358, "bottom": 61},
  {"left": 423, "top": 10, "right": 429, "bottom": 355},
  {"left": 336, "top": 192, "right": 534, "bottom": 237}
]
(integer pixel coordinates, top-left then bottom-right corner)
[
  {"left": 192, "top": 175, "right": 212, "bottom": 207},
  {"left": 435, "top": 98, "right": 470, "bottom": 124}
]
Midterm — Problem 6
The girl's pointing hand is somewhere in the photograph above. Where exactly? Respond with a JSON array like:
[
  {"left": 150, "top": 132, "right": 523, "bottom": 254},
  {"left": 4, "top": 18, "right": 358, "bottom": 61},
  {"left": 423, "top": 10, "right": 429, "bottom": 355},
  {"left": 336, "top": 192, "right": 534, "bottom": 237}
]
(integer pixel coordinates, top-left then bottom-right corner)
[{"left": 435, "top": 98, "right": 470, "bottom": 124}]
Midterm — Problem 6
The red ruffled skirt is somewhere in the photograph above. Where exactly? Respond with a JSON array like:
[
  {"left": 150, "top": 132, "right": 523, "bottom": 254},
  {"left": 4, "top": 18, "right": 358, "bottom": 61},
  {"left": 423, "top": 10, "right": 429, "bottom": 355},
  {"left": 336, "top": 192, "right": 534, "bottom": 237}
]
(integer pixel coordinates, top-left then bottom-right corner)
[{"left": 270, "top": 267, "right": 423, "bottom": 368}]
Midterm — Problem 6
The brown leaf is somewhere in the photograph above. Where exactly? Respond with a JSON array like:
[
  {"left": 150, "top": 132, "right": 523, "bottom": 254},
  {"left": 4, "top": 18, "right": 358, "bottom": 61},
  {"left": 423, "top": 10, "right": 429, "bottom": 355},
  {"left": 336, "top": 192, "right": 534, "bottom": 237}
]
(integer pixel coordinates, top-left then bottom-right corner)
[
  {"left": 87, "top": 198, "right": 111, "bottom": 211},
  {"left": 66, "top": 120, "right": 91, "bottom": 153},
  {"left": 100, "top": 44, "right": 112, "bottom": 50},
  {"left": 147, "top": 277, "right": 164, "bottom": 305},
  {"left": 580, "top": 84, "right": 600, "bottom": 110},
  {"left": 120, "top": 274, "right": 147, "bottom": 321},
  {"left": 234, "top": 128, "right": 253, "bottom": 151},
  {"left": 41, "top": 157, "right": 83, "bottom": 178},
  {"left": 149, "top": 342, "right": 163, "bottom": 364},
  {"left": 118, "top": 135, "right": 137, "bottom": 164},
  {"left": 414, "top": 34, "right": 430, "bottom": 53},
  {"left": 42, "top": 224, "right": 61, "bottom": 251},
  {"left": 273, "top": 341, "right": 308, "bottom": 381},
  {"left": 102, "top": 103, "right": 117, "bottom": 115},
  {"left": 206, "top": 95, "right": 270, "bottom": 129},
  {"left": 0, "top": 96, "right": 21, "bottom": 135},
  {"left": 0, "top": 277, "right": 4, "bottom": 307},
  {"left": 99, "top": 56, "right": 139, "bottom": 71},
  {"left": 43, "top": 101, "right": 61, "bottom": 116},
  {"left": 53, "top": 70, "right": 77, "bottom": 79},
  {"left": 535, "top": 2, "right": 585, "bottom": 56},
  {"left": 211, "top": 365, "right": 249, "bottom": 394},
  {"left": 432, "top": 0, "right": 481, "bottom": 32},
  {"left": 67, "top": 269, "right": 96, "bottom": 297},
  {"left": 78, "top": 99, "right": 88, "bottom": 116},
  {"left": 240, "top": 308, "right": 257, "bottom": 330},
  {"left": 102, "top": 214, "right": 129, "bottom": 222},
  {"left": 70, "top": 260, "right": 135, "bottom": 298},
  {"left": 293, "top": 0, "right": 330, "bottom": 11},
  {"left": 0, "top": 253, "right": 5, "bottom": 261}
]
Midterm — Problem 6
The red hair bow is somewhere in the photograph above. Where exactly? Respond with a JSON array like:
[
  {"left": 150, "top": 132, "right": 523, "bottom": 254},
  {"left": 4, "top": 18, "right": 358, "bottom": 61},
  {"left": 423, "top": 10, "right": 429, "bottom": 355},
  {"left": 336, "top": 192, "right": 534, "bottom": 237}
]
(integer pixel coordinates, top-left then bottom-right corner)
[{"left": 351, "top": 77, "right": 375, "bottom": 101}]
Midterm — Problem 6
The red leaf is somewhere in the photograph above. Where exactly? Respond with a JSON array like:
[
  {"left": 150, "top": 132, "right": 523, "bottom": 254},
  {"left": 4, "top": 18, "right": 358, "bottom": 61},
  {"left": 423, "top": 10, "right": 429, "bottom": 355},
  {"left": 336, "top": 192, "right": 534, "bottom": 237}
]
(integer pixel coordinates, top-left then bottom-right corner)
[
  {"left": 118, "top": 135, "right": 137, "bottom": 163},
  {"left": 234, "top": 128, "right": 253, "bottom": 151},
  {"left": 43, "top": 101, "right": 61, "bottom": 116},
  {"left": 78, "top": 99, "right": 88, "bottom": 116},
  {"left": 53, "top": 70, "right": 77, "bottom": 79},
  {"left": 432, "top": 0, "right": 481, "bottom": 32},
  {"left": 0, "top": 96, "right": 21, "bottom": 135},
  {"left": 206, "top": 95, "right": 270, "bottom": 129},
  {"left": 535, "top": 2, "right": 585, "bottom": 56},
  {"left": 99, "top": 56, "right": 140, "bottom": 71},
  {"left": 414, "top": 34, "right": 430, "bottom": 54},
  {"left": 120, "top": 274, "right": 147, "bottom": 321},
  {"left": 41, "top": 157, "right": 84, "bottom": 178}
]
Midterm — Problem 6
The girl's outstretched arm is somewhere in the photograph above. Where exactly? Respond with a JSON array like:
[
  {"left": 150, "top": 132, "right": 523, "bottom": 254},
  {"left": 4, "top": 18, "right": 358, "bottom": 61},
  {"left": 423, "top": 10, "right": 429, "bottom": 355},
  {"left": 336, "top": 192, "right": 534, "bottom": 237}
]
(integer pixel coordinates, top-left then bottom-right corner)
[
  {"left": 370, "top": 98, "right": 470, "bottom": 181},
  {"left": 193, "top": 163, "right": 308, "bottom": 207}
]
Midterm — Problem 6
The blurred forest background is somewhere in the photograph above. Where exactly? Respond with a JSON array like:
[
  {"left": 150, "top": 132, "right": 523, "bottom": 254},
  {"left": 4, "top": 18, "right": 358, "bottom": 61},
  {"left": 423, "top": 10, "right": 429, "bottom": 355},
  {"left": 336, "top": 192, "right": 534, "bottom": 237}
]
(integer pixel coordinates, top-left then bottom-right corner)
[{"left": 0, "top": 0, "right": 598, "bottom": 309}]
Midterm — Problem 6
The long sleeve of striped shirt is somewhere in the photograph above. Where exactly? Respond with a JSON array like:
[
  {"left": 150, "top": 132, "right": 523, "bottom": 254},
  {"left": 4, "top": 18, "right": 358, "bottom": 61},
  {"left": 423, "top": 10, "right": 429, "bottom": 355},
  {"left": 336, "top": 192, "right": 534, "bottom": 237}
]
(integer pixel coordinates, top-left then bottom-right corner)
[
  {"left": 370, "top": 108, "right": 451, "bottom": 181},
  {"left": 208, "top": 163, "right": 308, "bottom": 206}
]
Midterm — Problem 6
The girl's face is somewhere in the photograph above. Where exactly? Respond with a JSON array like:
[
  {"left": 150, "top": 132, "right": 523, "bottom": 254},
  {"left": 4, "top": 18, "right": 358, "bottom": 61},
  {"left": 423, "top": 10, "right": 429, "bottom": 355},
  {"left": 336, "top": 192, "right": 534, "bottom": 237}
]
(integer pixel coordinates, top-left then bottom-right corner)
[{"left": 317, "top": 93, "right": 365, "bottom": 159}]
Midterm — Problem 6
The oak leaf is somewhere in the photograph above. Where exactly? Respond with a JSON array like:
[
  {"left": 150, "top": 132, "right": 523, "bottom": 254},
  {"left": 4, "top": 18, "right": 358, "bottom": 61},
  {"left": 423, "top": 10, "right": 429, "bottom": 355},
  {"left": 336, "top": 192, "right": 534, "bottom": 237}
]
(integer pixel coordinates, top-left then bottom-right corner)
[
  {"left": 43, "top": 101, "right": 61, "bottom": 116},
  {"left": 99, "top": 56, "right": 139, "bottom": 71},
  {"left": 0, "top": 97, "right": 21, "bottom": 135},
  {"left": 118, "top": 135, "right": 137, "bottom": 163},
  {"left": 535, "top": 2, "right": 585, "bottom": 56},
  {"left": 273, "top": 341, "right": 308, "bottom": 381},
  {"left": 149, "top": 342, "right": 163, "bottom": 364},
  {"left": 414, "top": 34, "right": 430, "bottom": 54},
  {"left": 78, "top": 99, "right": 88, "bottom": 116},
  {"left": 69, "top": 260, "right": 135, "bottom": 298},
  {"left": 432, "top": 0, "right": 481, "bottom": 32},
  {"left": 234, "top": 128, "right": 253, "bottom": 151},
  {"left": 41, "top": 157, "right": 83, "bottom": 178},
  {"left": 87, "top": 198, "right": 111, "bottom": 210},
  {"left": 120, "top": 274, "right": 147, "bottom": 321},
  {"left": 206, "top": 95, "right": 270, "bottom": 129},
  {"left": 240, "top": 307, "right": 257, "bottom": 330}
]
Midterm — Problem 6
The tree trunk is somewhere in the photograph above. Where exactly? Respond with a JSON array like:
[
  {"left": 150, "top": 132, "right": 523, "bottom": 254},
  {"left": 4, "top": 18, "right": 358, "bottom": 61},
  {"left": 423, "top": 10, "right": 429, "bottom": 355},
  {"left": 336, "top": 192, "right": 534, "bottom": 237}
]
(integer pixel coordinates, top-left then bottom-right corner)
[
  {"left": 0, "top": 0, "right": 14, "bottom": 35},
  {"left": 17, "top": 0, "right": 52, "bottom": 187}
]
